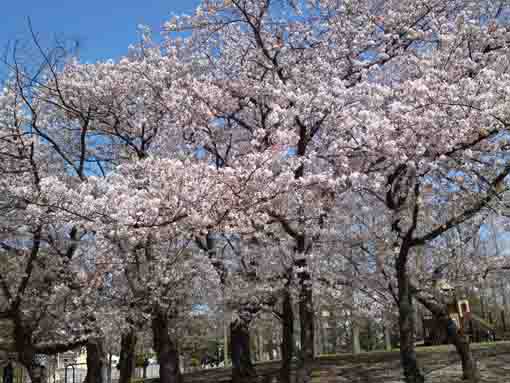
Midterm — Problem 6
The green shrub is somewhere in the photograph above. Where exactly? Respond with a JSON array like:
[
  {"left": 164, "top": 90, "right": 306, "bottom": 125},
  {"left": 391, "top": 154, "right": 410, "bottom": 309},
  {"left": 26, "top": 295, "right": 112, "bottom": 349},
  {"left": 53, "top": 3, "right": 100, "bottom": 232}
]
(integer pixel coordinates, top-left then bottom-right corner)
[
  {"left": 190, "top": 357, "right": 200, "bottom": 367},
  {"left": 135, "top": 352, "right": 156, "bottom": 367}
]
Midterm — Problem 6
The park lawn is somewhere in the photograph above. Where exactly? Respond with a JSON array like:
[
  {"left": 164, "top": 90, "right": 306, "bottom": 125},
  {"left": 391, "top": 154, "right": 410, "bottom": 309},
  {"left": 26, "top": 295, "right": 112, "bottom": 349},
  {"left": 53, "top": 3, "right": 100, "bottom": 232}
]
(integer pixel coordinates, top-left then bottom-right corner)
[{"left": 315, "top": 341, "right": 510, "bottom": 363}]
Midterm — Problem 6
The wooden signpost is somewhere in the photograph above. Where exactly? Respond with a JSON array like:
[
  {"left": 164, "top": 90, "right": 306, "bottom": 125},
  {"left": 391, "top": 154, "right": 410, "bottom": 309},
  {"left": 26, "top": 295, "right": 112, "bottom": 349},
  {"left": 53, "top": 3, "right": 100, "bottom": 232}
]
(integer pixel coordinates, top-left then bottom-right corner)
[
  {"left": 424, "top": 283, "right": 472, "bottom": 345},
  {"left": 446, "top": 299, "right": 471, "bottom": 333}
]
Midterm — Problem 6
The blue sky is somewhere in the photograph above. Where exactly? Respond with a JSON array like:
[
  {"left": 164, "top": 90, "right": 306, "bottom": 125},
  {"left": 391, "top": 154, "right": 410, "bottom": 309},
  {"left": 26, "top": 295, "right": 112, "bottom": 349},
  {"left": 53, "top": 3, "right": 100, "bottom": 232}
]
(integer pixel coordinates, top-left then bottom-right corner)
[{"left": 1, "top": 0, "right": 200, "bottom": 63}]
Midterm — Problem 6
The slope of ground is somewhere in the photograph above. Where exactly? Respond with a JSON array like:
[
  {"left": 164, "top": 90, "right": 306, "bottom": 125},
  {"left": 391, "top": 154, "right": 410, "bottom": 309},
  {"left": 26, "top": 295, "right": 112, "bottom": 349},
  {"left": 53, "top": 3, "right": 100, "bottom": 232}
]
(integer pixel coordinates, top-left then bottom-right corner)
[{"left": 169, "top": 342, "right": 510, "bottom": 383}]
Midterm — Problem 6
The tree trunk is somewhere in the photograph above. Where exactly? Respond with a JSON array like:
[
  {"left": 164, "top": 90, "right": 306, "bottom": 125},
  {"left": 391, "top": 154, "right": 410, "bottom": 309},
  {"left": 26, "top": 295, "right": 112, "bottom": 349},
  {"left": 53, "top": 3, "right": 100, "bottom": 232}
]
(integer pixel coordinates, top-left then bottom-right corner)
[
  {"left": 14, "top": 317, "right": 40, "bottom": 383},
  {"left": 27, "top": 364, "right": 46, "bottom": 383},
  {"left": 295, "top": 252, "right": 314, "bottom": 383},
  {"left": 107, "top": 354, "right": 112, "bottom": 383},
  {"left": 315, "top": 312, "right": 324, "bottom": 356},
  {"left": 330, "top": 311, "right": 339, "bottom": 354},
  {"left": 397, "top": 244, "right": 424, "bottom": 383},
  {"left": 450, "top": 331, "right": 480, "bottom": 382},
  {"left": 480, "top": 294, "right": 486, "bottom": 320},
  {"left": 85, "top": 339, "right": 107, "bottom": 383},
  {"left": 367, "top": 320, "right": 375, "bottom": 351},
  {"left": 384, "top": 325, "right": 392, "bottom": 351},
  {"left": 415, "top": 295, "right": 480, "bottom": 383},
  {"left": 442, "top": 316, "right": 479, "bottom": 382},
  {"left": 256, "top": 329, "right": 263, "bottom": 362},
  {"left": 230, "top": 316, "right": 255, "bottom": 383},
  {"left": 280, "top": 288, "right": 294, "bottom": 383},
  {"left": 224, "top": 320, "right": 229, "bottom": 366},
  {"left": 296, "top": 284, "right": 314, "bottom": 383},
  {"left": 351, "top": 321, "right": 361, "bottom": 354},
  {"left": 296, "top": 300, "right": 314, "bottom": 382},
  {"left": 152, "top": 309, "right": 181, "bottom": 383},
  {"left": 118, "top": 330, "right": 137, "bottom": 383},
  {"left": 268, "top": 335, "right": 275, "bottom": 361},
  {"left": 502, "top": 282, "right": 508, "bottom": 314}
]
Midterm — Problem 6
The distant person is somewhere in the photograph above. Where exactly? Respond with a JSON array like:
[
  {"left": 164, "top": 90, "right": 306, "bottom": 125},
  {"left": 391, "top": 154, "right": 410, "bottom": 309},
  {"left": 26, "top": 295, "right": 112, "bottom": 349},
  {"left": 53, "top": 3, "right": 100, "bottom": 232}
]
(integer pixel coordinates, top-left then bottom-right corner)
[{"left": 3, "top": 361, "right": 13, "bottom": 383}]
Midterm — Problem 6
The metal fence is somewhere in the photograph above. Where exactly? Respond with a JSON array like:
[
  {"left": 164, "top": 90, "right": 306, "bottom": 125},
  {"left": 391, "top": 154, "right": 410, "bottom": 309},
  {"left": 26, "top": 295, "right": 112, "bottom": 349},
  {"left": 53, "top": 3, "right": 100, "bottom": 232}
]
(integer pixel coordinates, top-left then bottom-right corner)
[
  {"left": 0, "top": 363, "right": 160, "bottom": 383},
  {"left": 53, "top": 364, "right": 159, "bottom": 383},
  {"left": 134, "top": 364, "right": 159, "bottom": 379},
  {"left": 0, "top": 366, "right": 24, "bottom": 383},
  {"left": 61, "top": 365, "right": 87, "bottom": 383}
]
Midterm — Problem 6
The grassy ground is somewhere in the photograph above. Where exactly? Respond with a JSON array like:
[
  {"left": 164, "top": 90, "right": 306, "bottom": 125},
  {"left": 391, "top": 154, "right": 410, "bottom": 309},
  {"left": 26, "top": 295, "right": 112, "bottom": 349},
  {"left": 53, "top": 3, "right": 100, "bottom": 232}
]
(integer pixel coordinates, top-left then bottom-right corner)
[
  {"left": 182, "top": 342, "right": 510, "bottom": 382},
  {"left": 318, "top": 340, "right": 510, "bottom": 357}
]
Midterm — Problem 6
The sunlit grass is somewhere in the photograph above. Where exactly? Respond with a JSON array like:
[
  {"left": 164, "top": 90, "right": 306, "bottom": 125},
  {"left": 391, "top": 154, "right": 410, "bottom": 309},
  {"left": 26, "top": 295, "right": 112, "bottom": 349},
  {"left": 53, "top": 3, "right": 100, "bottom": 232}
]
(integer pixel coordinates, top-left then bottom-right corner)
[{"left": 317, "top": 340, "right": 510, "bottom": 357}]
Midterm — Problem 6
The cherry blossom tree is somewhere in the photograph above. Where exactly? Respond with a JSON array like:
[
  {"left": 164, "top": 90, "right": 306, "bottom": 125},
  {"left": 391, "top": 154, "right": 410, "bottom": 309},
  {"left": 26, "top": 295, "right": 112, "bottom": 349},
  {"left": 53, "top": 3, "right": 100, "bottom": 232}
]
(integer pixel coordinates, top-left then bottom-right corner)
[
  {"left": 4, "top": 2, "right": 510, "bottom": 383},
  {"left": 0, "top": 68, "right": 101, "bottom": 382},
  {"left": 164, "top": 1, "right": 510, "bottom": 382}
]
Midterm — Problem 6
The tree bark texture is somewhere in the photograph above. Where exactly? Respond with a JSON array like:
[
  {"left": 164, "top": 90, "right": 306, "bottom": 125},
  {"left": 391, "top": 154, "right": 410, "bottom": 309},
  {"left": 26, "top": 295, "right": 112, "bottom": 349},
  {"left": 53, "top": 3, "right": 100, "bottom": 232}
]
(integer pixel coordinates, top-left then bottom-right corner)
[
  {"left": 397, "top": 243, "right": 424, "bottom": 383},
  {"left": 85, "top": 339, "right": 107, "bottom": 383},
  {"left": 118, "top": 330, "right": 137, "bottom": 383},
  {"left": 352, "top": 321, "right": 361, "bottom": 354},
  {"left": 152, "top": 308, "right": 181, "bottom": 383},
  {"left": 416, "top": 296, "right": 480, "bottom": 383},
  {"left": 230, "top": 316, "right": 255, "bottom": 383},
  {"left": 26, "top": 364, "right": 46, "bottom": 383},
  {"left": 384, "top": 325, "right": 392, "bottom": 351},
  {"left": 295, "top": 243, "right": 314, "bottom": 383},
  {"left": 296, "top": 279, "right": 314, "bottom": 383},
  {"left": 107, "top": 354, "right": 112, "bottom": 383},
  {"left": 14, "top": 320, "right": 36, "bottom": 380},
  {"left": 451, "top": 332, "right": 480, "bottom": 383},
  {"left": 14, "top": 320, "right": 46, "bottom": 383},
  {"left": 280, "top": 288, "right": 294, "bottom": 383}
]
